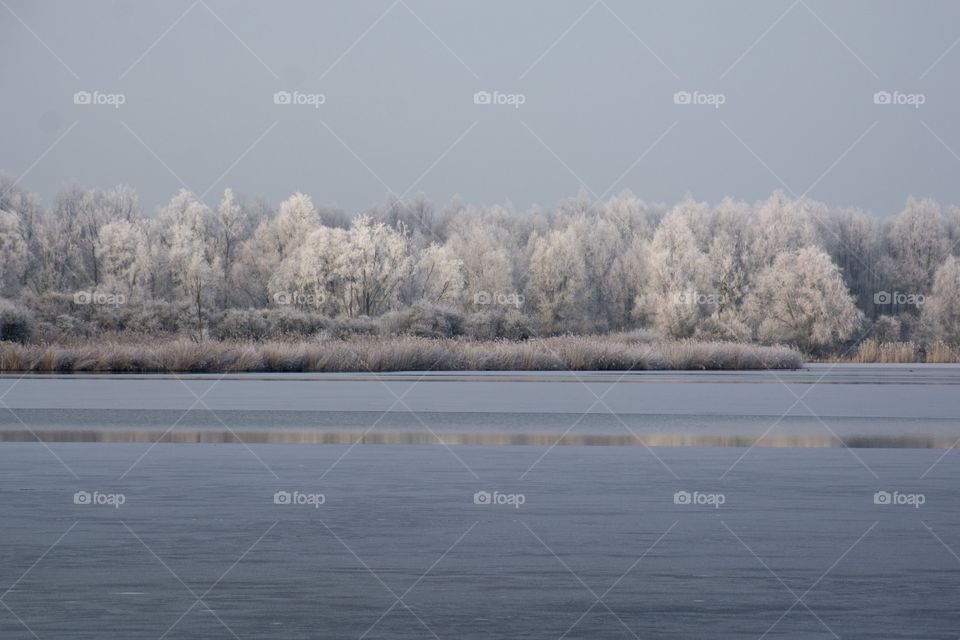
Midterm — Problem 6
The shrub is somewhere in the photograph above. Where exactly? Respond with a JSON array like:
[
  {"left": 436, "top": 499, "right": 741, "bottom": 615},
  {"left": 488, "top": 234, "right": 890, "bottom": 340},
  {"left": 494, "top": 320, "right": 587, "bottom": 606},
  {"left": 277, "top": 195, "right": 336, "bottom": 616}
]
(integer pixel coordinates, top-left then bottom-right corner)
[
  {"left": 379, "top": 303, "right": 464, "bottom": 338},
  {"left": 0, "top": 299, "right": 35, "bottom": 343},
  {"left": 463, "top": 309, "right": 533, "bottom": 340},
  {"left": 215, "top": 309, "right": 271, "bottom": 341},
  {"left": 266, "top": 308, "right": 331, "bottom": 337},
  {"left": 119, "top": 301, "right": 185, "bottom": 335}
]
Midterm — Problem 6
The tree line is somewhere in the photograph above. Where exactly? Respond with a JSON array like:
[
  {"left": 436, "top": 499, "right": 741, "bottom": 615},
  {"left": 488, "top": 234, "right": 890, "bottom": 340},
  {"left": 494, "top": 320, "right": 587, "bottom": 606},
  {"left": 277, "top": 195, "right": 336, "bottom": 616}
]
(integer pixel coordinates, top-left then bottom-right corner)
[{"left": 1, "top": 174, "right": 959, "bottom": 355}]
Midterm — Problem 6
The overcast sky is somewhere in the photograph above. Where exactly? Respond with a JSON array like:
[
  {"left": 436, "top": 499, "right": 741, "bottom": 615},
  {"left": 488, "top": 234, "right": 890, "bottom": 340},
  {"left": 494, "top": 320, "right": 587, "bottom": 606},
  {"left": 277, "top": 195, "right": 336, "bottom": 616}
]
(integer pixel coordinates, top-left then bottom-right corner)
[{"left": 2, "top": 0, "right": 959, "bottom": 216}]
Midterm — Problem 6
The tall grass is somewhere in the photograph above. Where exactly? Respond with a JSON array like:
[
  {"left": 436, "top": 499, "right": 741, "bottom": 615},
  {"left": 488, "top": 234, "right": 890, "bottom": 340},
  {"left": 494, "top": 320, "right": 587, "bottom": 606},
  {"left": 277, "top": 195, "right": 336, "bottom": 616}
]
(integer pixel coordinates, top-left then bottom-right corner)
[
  {"left": 846, "top": 339, "right": 959, "bottom": 363},
  {"left": 0, "top": 334, "right": 802, "bottom": 373}
]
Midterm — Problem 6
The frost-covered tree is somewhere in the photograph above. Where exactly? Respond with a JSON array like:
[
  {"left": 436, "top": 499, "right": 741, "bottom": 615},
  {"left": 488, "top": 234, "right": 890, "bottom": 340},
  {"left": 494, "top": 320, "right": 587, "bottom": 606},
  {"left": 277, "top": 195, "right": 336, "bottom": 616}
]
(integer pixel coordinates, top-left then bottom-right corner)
[
  {"left": 746, "top": 192, "right": 820, "bottom": 273},
  {"left": 879, "top": 198, "right": 951, "bottom": 295},
  {"left": 922, "top": 256, "right": 960, "bottom": 345},
  {"left": 336, "top": 215, "right": 411, "bottom": 317},
  {"left": 525, "top": 226, "right": 588, "bottom": 334},
  {"left": 0, "top": 210, "right": 28, "bottom": 296},
  {"left": 744, "top": 246, "right": 862, "bottom": 354},
  {"left": 566, "top": 213, "right": 630, "bottom": 331},
  {"left": 407, "top": 242, "right": 465, "bottom": 306},
  {"left": 231, "top": 192, "right": 320, "bottom": 307},
  {"left": 161, "top": 192, "right": 223, "bottom": 335},
  {"left": 634, "top": 200, "right": 713, "bottom": 337},
  {"left": 95, "top": 220, "right": 151, "bottom": 298},
  {"left": 445, "top": 208, "right": 517, "bottom": 311},
  {"left": 268, "top": 225, "right": 345, "bottom": 313},
  {"left": 216, "top": 189, "right": 249, "bottom": 283},
  {"left": 822, "top": 207, "right": 882, "bottom": 313}
]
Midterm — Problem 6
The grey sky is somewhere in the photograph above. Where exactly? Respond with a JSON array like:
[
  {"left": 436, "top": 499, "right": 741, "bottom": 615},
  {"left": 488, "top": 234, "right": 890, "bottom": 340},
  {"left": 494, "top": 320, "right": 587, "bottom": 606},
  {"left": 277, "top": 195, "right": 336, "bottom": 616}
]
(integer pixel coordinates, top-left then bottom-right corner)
[{"left": 2, "top": 0, "right": 959, "bottom": 216}]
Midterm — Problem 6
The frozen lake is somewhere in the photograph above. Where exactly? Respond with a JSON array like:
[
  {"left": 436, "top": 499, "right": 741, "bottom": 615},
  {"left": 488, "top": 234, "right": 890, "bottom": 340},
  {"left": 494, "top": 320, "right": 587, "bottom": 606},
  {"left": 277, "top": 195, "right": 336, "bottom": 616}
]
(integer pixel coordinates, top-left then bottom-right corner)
[
  {"left": 2, "top": 364, "right": 960, "bottom": 446},
  {"left": 0, "top": 366, "right": 958, "bottom": 638}
]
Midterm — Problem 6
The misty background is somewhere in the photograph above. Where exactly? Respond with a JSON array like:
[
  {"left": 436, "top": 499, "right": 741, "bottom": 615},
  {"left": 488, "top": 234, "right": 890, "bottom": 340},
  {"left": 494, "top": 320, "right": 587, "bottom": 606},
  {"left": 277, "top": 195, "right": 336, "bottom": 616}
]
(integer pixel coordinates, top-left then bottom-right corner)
[{"left": 2, "top": 0, "right": 960, "bottom": 216}]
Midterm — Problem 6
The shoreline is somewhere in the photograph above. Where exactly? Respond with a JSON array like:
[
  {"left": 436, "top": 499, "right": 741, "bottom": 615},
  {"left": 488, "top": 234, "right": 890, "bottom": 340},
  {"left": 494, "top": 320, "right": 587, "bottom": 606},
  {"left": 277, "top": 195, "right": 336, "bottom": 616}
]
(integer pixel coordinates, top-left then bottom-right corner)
[{"left": 0, "top": 335, "right": 803, "bottom": 373}]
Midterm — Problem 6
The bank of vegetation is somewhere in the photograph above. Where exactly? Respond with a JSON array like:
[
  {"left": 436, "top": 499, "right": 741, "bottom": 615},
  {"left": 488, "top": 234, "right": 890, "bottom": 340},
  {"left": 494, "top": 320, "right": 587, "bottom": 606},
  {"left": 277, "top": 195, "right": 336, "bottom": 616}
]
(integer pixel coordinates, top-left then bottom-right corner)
[{"left": 1, "top": 176, "right": 958, "bottom": 368}]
